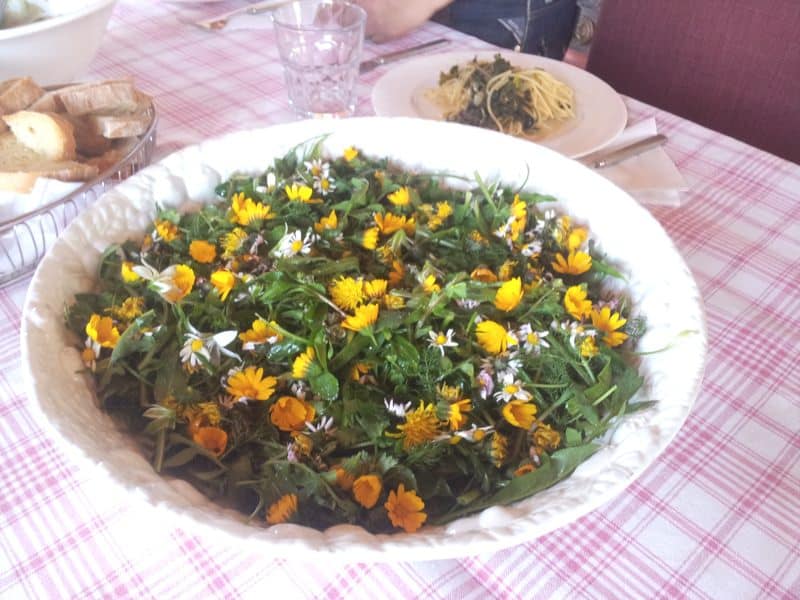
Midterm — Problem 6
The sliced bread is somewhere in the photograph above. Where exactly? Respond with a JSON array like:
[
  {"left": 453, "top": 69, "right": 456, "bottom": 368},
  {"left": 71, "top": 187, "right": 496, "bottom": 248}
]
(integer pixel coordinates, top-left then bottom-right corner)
[
  {"left": 0, "top": 77, "right": 45, "bottom": 114},
  {"left": 0, "top": 132, "right": 99, "bottom": 193},
  {"left": 2, "top": 111, "right": 77, "bottom": 161},
  {"left": 56, "top": 79, "right": 140, "bottom": 116}
]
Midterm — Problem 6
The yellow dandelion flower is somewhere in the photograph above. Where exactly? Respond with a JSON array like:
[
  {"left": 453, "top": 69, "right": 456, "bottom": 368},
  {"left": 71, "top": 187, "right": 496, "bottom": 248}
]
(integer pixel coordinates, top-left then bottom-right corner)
[
  {"left": 292, "top": 347, "right": 317, "bottom": 379},
  {"left": 189, "top": 240, "right": 217, "bottom": 264},
  {"left": 567, "top": 227, "right": 588, "bottom": 251},
  {"left": 374, "top": 212, "right": 407, "bottom": 235},
  {"left": 154, "top": 220, "right": 178, "bottom": 242},
  {"left": 226, "top": 366, "right": 277, "bottom": 401},
  {"left": 353, "top": 474, "right": 383, "bottom": 509},
  {"left": 403, "top": 217, "right": 416, "bottom": 236},
  {"left": 85, "top": 314, "right": 120, "bottom": 349},
  {"left": 494, "top": 277, "right": 524, "bottom": 312},
  {"left": 388, "top": 260, "right": 406, "bottom": 287},
  {"left": 168, "top": 265, "right": 195, "bottom": 303},
  {"left": 502, "top": 400, "right": 538, "bottom": 429},
  {"left": 385, "top": 484, "right": 426, "bottom": 533},
  {"left": 210, "top": 269, "right": 236, "bottom": 301},
  {"left": 364, "top": 279, "right": 387, "bottom": 299},
  {"left": 436, "top": 201, "right": 453, "bottom": 219},
  {"left": 395, "top": 402, "right": 440, "bottom": 450},
  {"left": 329, "top": 277, "right": 365, "bottom": 311},
  {"left": 564, "top": 285, "right": 592, "bottom": 320},
  {"left": 491, "top": 432, "right": 508, "bottom": 467},
  {"left": 552, "top": 250, "right": 592, "bottom": 275},
  {"left": 387, "top": 186, "right": 410, "bottom": 207},
  {"left": 422, "top": 274, "right": 440, "bottom": 294},
  {"left": 112, "top": 297, "right": 144, "bottom": 321},
  {"left": 427, "top": 215, "right": 444, "bottom": 231},
  {"left": 470, "top": 266, "right": 497, "bottom": 283},
  {"left": 343, "top": 146, "right": 358, "bottom": 162},
  {"left": 231, "top": 192, "right": 274, "bottom": 225},
  {"left": 314, "top": 210, "right": 338, "bottom": 233},
  {"left": 193, "top": 426, "right": 227, "bottom": 457},
  {"left": 120, "top": 261, "right": 140, "bottom": 283},
  {"left": 532, "top": 422, "right": 562, "bottom": 452},
  {"left": 341, "top": 303, "right": 379, "bottom": 332},
  {"left": 448, "top": 399, "right": 472, "bottom": 431},
  {"left": 591, "top": 306, "right": 628, "bottom": 347},
  {"left": 270, "top": 395, "right": 316, "bottom": 432},
  {"left": 383, "top": 293, "right": 406, "bottom": 310},
  {"left": 475, "top": 320, "right": 517, "bottom": 355},
  {"left": 221, "top": 228, "right": 248, "bottom": 258},
  {"left": 266, "top": 493, "right": 298, "bottom": 525},
  {"left": 239, "top": 318, "right": 282, "bottom": 347},
  {"left": 285, "top": 183, "right": 315, "bottom": 202},
  {"left": 510, "top": 195, "right": 527, "bottom": 220},
  {"left": 361, "top": 227, "right": 379, "bottom": 250},
  {"left": 580, "top": 336, "right": 599, "bottom": 358}
]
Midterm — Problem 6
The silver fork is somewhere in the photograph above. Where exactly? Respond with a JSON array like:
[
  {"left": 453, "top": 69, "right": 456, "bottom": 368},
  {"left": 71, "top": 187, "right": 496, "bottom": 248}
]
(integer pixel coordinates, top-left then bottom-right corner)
[{"left": 192, "top": 0, "right": 288, "bottom": 31}]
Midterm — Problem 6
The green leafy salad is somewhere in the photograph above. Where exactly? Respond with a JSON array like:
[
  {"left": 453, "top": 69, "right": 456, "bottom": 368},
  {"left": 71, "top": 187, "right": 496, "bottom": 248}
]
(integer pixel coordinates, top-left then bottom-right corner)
[{"left": 66, "top": 141, "right": 647, "bottom": 534}]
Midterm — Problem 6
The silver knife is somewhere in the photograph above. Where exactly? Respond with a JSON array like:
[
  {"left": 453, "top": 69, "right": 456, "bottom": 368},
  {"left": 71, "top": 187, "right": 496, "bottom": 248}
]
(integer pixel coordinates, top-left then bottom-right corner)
[
  {"left": 582, "top": 134, "right": 668, "bottom": 169},
  {"left": 360, "top": 38, "right": 451, "bottom": 74}
]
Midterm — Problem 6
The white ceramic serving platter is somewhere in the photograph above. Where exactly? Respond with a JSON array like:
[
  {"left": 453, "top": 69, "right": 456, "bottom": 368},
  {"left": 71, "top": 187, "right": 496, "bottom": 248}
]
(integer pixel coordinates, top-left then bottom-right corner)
[
  {"left": 371, "top": 50, "right": 628, "bottom": 159},
  {"left": 20, "top": 117, "right": 705, "bottom": 562}
]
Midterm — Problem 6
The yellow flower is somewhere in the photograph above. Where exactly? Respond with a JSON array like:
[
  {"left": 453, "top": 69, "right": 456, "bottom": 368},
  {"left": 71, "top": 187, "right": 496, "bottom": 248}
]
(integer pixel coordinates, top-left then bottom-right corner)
[
  {"left": 112, "top": 297, "right": 144, "bottom": 321},
  {"left": 448, "top": 399, "right": 472, "bottom": 431},
  {"left": 422, "top": 274, "right": 440, "bottom": 294},
  {"left": 329, "top": 276, "right": 365, "bottom": 311},
  {"left": 580, "top": 336, "right": 599, "bottom": 358},
  {"left": 266, "top": 493, "right": 298, "bottom": 525},
  {"left": 270, "top": 395, "right": 316, "bottom": 432},
  {"left": 314, "top": 210, "right": 338, "bottom": 233},
  {"left": 510, "top": 194, "right": 527, "bottom": 220},
  {"left": 552, "top": 250, "right": 592, "bottom": 275},
  {"left": 132, "top": 263, "right": 194, "bottom": 303},
  {"left": 167, "top": 265, "right": 195, "bottom": 303},
  {"left": 225, "top": 366, "right": 277, "bottom": 401},
  {"left": 189, "top": 240, "right": 217, "bottom": 264},
  {"left": 193, "top": 426, "right": 227, "bottom": 457},
  {"left": 292, "top": 347, "right": 317, "bottom": 379},
  {"left": 154, "top": 220, "right": 179, "bottom": 242},
  {"left": 385, "top": 484, "right": 426, "bottom": 533},
  {"left": 475, "top": 320, "right": 517, "bottom": 354},
  {"left": 498, "top": 260, "right": 517, "bottom": 281},
  {"left": 210, "top": 269, "right": 236, "bottom": 301},
  {"left": 353, "top": 474, "right": 383, "bottom": 509},
  {"left": 85, "top": 314, "right": 120, "bottom": 349},
  {"left": 374, "top": 212, "right": 407, "bottom": 235},
  {"left": 350, "top": 362, "right": 370, "bottom": 381},
  {"left": 383, "top": 293, "right": 406, "bottom": 309},
  {"left": 387, "top": 186, "right": 410, "bottom": 207},
  {"left": 502, "top": 400, "right": 538, "bottom": 429},
  {"left": 564, "top": 285, "right": 592, "bottom": 320},
  {"left": 395, "top": 402, "right": 440, "bottom": 449},
  {"left": 436, "top": 201, "right": 453, "bottom": 219},
  {"left": 341, "top": 303, "right": 379, "bottom": 332},
  {"left": 231, "top": 192, "right": 274, "bottom": 225},
  {"left": 591, "top": 306, "right": 628, "bottom": 347},
  {"left": 567, "top": 227, "right": 588, "bottom": 251},
  {"left": 470, "top": 266, "right": 498, "bottom": 283},
  {"left": 494, "top": 277, "right": 524, "bottom": 312},
  {"left": 363, "top": 279, "right": 387, "bottom": 299},
  {"left": 532, "top": 422, "right": 562, "bottom": 452},
  {"left": 285, "top": 183, "right": 315, "bottom": 203},
  {"left": 388, "top": 260, "right": 406, "bottom": 287},
  {"left": 120, "top": 261, "right": 139, "bottom": 283},
  {"left": 491, "top": 432, "right": 508, "bottom": 467},
  {"left": 239, "top": 318, "right": 282, "bottom": 348},
  {"left": 334, "top": 467, "right": 355, "bottom": 490},
  {"left": 361, "top": 227, "right": 379, "bottom": 250},
  {"left": 343, "top": 146, "right": 358, "bottom": 162},
  {"left": 221, "top": 228, "right": 248, "bottom": 258}
]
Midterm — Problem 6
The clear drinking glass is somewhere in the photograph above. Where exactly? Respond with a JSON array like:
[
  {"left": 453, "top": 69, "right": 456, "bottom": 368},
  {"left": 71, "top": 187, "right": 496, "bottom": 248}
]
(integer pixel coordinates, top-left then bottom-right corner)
[{"left": 272, "top": 1, "right": 366, "bottom": 118}]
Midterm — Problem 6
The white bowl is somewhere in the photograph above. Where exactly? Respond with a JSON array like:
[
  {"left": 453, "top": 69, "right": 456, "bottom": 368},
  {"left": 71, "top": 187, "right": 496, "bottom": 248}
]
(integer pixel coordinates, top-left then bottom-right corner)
[
  {"left": 20, "top": 117, "right": 707, "bottom": 561},
  {"left": 0, "top": 0, "right": 117, "bottom": 85}
]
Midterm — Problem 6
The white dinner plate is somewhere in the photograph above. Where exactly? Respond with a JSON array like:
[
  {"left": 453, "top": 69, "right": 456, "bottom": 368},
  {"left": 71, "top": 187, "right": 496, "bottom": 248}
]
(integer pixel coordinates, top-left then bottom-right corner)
[
  {"left": 371, "top": 50, "right": 628, "bottom": 158},
  {"left": 21, "top": 117, "right": 705, "bottom": 562}
]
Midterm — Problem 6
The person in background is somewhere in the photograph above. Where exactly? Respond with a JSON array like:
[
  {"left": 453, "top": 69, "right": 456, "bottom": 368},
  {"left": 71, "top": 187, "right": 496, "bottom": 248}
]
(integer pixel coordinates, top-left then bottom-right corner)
[{"left": 356, "top": 0, "right": 601, "bottom": 60}]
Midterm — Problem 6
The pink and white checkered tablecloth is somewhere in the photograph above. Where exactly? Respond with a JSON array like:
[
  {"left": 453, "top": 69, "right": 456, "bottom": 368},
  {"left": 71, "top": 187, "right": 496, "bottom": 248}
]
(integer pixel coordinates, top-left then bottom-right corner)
[{"left": 2, "top": 1, "right": 799, "bottom": 598}]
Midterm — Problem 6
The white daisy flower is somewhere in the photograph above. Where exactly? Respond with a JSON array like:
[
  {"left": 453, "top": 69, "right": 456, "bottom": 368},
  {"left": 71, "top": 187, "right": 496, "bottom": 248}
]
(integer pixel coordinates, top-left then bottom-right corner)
[
  {"left": 520, "top": 240, "right": 542, "bottom": 257},
  {"left": 494, "top": 371, "right": 532, "bottom": 403},
  {"left": 428, "top": 329, "right": 458, "bottom": 355},
  {"left": 518, "top": 323, "right": 550, "bottom": 354},
  {"left": 179, "top": 323, "right": 239, "bottom": 371},
  {"left": 384, "top": 398, "right": 412, "bottom": 418},
  {"left": 306, "top": 416, "right": 335, "bottom": 433},
  {"left": 274, "top": 228, "right": 316, "bottom": 258}
]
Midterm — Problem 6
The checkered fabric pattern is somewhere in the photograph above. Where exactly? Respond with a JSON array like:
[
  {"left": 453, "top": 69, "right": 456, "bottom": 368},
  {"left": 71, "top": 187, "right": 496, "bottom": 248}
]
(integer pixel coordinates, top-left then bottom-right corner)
[{"left": 1, "top": 1, "right": 798, "bottom": 598}]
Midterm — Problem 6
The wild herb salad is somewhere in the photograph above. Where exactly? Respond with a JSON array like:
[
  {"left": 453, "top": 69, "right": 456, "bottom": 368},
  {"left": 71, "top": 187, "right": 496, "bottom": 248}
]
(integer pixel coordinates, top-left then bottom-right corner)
[{"left": 67, "top": 142, "right": 647, "bottom": 534}]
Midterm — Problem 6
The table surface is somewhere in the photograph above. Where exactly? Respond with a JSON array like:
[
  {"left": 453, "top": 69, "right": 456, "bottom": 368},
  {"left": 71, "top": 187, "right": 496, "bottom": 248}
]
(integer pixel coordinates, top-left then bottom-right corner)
[{"left": 2, "top": 1, "right": 799, "bottom": 598}]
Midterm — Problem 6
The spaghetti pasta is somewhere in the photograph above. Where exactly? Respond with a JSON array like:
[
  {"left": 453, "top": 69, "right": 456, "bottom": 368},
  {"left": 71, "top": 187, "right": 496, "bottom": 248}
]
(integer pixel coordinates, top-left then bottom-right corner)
[{"left": 427, "top": 55, "right": 575, "bottom": 137}]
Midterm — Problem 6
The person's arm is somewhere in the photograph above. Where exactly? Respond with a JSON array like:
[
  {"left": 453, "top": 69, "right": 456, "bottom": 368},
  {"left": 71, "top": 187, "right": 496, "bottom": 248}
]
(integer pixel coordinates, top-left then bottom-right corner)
[{"left": 355, "top": 0, "right": 453, "bottom": 42}]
